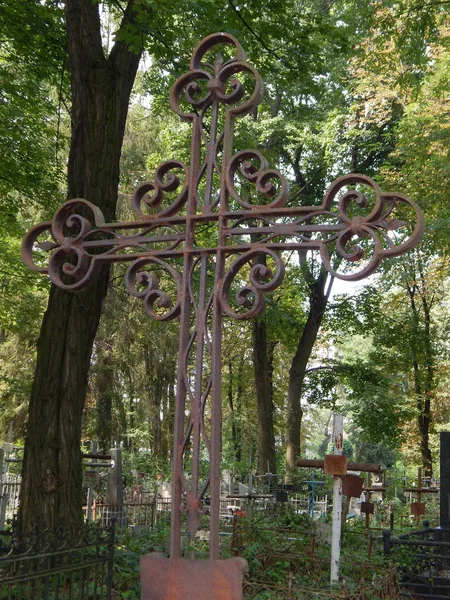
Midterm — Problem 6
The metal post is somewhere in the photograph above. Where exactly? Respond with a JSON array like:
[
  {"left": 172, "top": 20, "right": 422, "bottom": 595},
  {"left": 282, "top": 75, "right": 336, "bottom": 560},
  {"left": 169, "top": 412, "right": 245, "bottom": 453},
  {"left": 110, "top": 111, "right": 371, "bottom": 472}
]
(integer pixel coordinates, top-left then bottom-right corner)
[
  {"left": 330, "top": 414, "right": 344, "bottom": 585},
  {"left": 106, "top": 519, "right": 116, "bottom": 600},
  {"left": 248, "top": 472, "right": 253, "bottom": 519},
  {"left": 416, "top": 467, "right": 422, "bottom": 526},
  {"left": 382, "top": 529, "right": 392, "bottom": 555},
  {"left": 86, "top": 441, "right": 97, "bottom": 521},
  {"left": 0, "top": 492, "right": 8, "bottom": 531},
  {"left": 310, "top": 472, "right": 315, "bottom": 519}
]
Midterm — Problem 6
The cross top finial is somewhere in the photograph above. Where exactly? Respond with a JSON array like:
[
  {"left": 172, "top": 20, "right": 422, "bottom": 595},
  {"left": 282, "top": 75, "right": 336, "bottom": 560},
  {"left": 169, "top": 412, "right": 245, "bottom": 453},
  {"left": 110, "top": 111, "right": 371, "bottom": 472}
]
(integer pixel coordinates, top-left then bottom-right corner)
[{"left": 170, "top": 32, "right": 262, "bottom": 119}]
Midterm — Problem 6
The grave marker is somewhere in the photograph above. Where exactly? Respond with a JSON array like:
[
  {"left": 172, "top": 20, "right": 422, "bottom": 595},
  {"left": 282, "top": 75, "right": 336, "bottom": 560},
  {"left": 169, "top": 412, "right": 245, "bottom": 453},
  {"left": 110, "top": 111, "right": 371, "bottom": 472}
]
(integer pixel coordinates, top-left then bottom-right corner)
[
  {"left": 22, "top": 32, "right": 424, "bottom": 598},
  {"left": 296, "top": 415, "right": 383, "bottom": 583},
  {"left": 404, "top": 467, "right": 438, "bottom": 526}
]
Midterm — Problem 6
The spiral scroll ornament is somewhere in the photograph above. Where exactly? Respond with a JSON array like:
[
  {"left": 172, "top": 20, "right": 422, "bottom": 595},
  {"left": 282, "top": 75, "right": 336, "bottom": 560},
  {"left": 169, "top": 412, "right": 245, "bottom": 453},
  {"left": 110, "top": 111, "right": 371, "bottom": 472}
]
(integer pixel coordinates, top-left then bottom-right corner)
[
  {"left": 226, "top": 150, "right": 288, "bottom": 209},
  {"left": 132, "top": 160, "right": 189, "bottom": 219},
  {"left": 221, "top": 249, "right": 285, "bottom": 319},
  {"left": 21, "top": 199, "right": 107, "bottom": 291},
  {"left": 170, "top": 33, "right": 263, "bottom": 120},
  {"left": 124, "top": 258, "right": 182, "bottom": 321},
  {"left": 319, "top": 174, "right": 424, "bottom": 280}
]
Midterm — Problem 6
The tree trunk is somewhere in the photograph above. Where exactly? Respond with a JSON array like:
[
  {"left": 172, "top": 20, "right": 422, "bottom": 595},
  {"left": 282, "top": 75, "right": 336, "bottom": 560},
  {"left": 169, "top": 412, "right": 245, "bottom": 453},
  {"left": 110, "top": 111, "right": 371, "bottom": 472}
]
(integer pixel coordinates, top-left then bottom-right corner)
[
  {"left": 126, "top": 365, "right": 135, "bottom": 451},
  {"left": 252, "top": 316, "right": 277, "bottom": 475},
  {"left": 19, "top": 0, "right": 141, "bottom": 531},
  {"left": 96, "top": 348, "right": 114, "bottom": 453},
  {"left": 152, "top": 373, "right": 163, "bottom": 458},
  {"left": 285, "top": 266, "right": 331, "bottom": 481},
  {"left": 419, "top": 261, "right": 434, "bottom": 478},
  {"left": 163, "top": 361, "right": 176, "bottom": 465},
  {"left": 407, "top": 261, "right": 434, "bottom": 478},
  {"left": 227, "top": 359, "right": 243, "bottom": 464}
]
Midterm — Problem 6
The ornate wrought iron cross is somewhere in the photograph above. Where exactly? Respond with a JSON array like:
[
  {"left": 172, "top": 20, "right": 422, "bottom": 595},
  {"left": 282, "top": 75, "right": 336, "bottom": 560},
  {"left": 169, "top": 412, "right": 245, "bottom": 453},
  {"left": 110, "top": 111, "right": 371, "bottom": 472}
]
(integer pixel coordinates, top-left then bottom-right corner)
[{"left": 23, "top": 33, "right": 424, "bottom": 560}]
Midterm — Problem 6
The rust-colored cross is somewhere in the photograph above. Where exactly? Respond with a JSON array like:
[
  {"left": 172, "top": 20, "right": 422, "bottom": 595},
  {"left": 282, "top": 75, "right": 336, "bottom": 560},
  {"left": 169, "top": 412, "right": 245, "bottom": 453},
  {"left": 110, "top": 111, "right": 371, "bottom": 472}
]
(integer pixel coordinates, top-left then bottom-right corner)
[{"left": 23, "top": 33, "right": 423, "bottom": 569}]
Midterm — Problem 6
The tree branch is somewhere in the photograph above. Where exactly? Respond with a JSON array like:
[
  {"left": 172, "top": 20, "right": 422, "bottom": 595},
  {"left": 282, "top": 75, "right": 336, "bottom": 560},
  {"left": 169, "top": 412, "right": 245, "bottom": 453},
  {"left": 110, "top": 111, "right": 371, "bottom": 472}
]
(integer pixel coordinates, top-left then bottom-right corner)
[{"left": 227, "top": 0, "right": 294, "bottom": 69}]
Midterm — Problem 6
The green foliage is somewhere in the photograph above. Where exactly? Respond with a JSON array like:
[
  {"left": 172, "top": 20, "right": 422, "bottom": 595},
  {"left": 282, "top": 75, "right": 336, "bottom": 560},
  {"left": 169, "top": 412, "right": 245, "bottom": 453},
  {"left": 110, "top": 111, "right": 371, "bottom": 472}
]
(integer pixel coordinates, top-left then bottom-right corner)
[
  {"left": 111, "top": 511, "right": 398, "bottom": 599},
  {"left": 3, "top": 0, "right": 450, "bottom": 498},
  {"left": 0, "top": 0, "right": 67, "bottom": 211},
  {"left": 113, "top": 523, "right": 171, "bottom": 597}
]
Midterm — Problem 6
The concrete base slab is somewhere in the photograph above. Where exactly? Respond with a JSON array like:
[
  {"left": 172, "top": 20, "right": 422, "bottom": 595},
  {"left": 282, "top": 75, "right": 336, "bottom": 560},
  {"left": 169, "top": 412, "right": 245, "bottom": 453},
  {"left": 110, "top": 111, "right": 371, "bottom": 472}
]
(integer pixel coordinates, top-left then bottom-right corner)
[{"left": 140, "top": 554, "right": 248, "bottom": 600}]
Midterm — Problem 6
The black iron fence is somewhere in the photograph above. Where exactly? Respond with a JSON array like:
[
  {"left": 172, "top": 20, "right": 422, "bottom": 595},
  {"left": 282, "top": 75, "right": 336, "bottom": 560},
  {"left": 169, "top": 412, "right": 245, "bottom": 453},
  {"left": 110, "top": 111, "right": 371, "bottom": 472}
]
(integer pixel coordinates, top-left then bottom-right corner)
[
  {"left": 383, "top": 521, "right": 450, "bottom": 598},
  {"left": 0, "top": 520, "right": 115, "bottom": 599}
]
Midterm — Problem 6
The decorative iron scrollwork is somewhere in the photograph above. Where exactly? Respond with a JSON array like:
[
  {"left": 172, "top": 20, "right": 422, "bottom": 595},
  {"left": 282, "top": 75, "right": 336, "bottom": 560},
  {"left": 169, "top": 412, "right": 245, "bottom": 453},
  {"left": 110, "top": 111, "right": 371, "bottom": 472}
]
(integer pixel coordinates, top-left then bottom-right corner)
[
  {"left": 132, "top": 160, "right": 189, "bottom": 219},
  {"left": 170, "top": 32, "right": 262, "bottom": 120},
  {"left": 21, "top": 32, "right": 424, "bottom": 562},
  {"left": 124, "top": 258, "right": 182, "bottom": 321},
  {"left": 319, "top": 174, "right": 424, "bottom": 280},
  {"left": 227, "top": 150, "right": 288, "bottom": 209},
  {"left": 221, "top": 249, "right": 285, "bottom": 319}
]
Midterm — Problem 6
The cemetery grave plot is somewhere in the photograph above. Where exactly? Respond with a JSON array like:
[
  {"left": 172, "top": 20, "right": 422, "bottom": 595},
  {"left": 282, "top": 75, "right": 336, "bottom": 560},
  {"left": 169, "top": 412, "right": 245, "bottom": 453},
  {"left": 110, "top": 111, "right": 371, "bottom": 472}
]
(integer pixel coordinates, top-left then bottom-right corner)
[{"left": 1, "top": 431, "right": 448, "bottom": 598}]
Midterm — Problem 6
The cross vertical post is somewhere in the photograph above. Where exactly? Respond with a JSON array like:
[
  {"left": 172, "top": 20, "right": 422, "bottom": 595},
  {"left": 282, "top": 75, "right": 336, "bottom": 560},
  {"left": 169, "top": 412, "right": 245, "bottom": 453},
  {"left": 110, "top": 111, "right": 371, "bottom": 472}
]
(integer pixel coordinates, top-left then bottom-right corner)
[
  {"left": 22, "top": 32, "right": 424, "bottom": 599},
  {"left": 330, "top": 414, "right": 344, "bottom": 584}
]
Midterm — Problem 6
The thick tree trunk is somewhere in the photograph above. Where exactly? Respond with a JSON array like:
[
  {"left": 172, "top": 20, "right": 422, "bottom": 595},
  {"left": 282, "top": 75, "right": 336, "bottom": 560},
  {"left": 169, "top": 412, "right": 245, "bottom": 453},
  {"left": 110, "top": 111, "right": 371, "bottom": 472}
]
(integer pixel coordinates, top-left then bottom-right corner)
[
  {"left": 19, "top": 0, "right": 141, "bottom": 530},
  {"left": 285, "top": 267, "right": 331, "bottom": 481},
  {"left": 252, "top": 317, "right": 277, "bottom": 475}
]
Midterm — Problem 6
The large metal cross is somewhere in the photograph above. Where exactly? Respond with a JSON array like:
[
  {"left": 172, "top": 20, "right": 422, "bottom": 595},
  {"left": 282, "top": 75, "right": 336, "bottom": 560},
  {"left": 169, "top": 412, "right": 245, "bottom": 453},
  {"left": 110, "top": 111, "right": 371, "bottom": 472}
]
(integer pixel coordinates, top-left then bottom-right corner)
[{"left": 23, "top": 33, "right": 423, "bottom": 563}]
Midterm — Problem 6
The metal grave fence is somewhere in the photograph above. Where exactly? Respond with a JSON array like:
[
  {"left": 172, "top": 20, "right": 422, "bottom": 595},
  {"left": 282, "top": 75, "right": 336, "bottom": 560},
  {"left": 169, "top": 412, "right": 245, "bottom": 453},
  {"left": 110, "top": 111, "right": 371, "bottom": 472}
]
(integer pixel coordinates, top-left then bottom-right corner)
[
  {"left": 383, "top": 521, "right": 450, "bottom": 598},
  {"left": 0, "top": 521, "right": 115, "bottom": 599},
  {"left": 91, "top": 497, "right": 171, "bottom": 529},
  {"left": 0, "top": 473, "right": 21, "bottom": 530}
]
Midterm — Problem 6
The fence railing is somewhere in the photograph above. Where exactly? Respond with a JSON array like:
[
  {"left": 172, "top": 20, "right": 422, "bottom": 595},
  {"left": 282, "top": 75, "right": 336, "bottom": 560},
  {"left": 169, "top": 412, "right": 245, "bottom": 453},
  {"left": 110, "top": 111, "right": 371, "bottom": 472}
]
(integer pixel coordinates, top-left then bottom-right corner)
[
  {"left": 87, "top": 492, "right": 330, "bottom": 531},
  {"left": 0, "top": 473, "right": 21, "bottom": 529},
  {"left": 0, "top": 520, "right": 115, "bottom": 599},
  {"left": 91, "top": 498, "right": 171, "bottom": 529},
  {"left": 383, "top": 521, "right": 450, "bottom": 599}
]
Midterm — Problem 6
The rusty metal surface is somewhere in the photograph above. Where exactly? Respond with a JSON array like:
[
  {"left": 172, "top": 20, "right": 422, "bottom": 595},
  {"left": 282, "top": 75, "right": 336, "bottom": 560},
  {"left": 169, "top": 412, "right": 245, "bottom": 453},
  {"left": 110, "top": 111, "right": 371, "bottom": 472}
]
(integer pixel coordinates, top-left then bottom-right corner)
[
  {"left": 410, "top": 502, "right": 426, "bottom": 515},
  {"left": 404, "top": 487, "right": 439, "bottom": 493},
  {"left": 361, "top": 502, "right": 375, "bottom": 515},
  {"left": 22, "top": 33, "right": 424, "bottom": 562},
  {"left": 342, "top": 474, "right": 364, "bottom": 498},
  {"left": 324, "top": 455, "right": 348, "bottom": 476},
  {"left": 140, "top": 554, "right": 248, "bottom": 600}
]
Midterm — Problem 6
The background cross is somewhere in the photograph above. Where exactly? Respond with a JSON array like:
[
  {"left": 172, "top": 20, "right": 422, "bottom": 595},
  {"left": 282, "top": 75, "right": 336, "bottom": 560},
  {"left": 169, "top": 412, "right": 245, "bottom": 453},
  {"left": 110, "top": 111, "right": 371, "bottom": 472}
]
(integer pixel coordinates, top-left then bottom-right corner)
[{"left": 22, "top": 32, "right": 424, "bottom": 563}]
